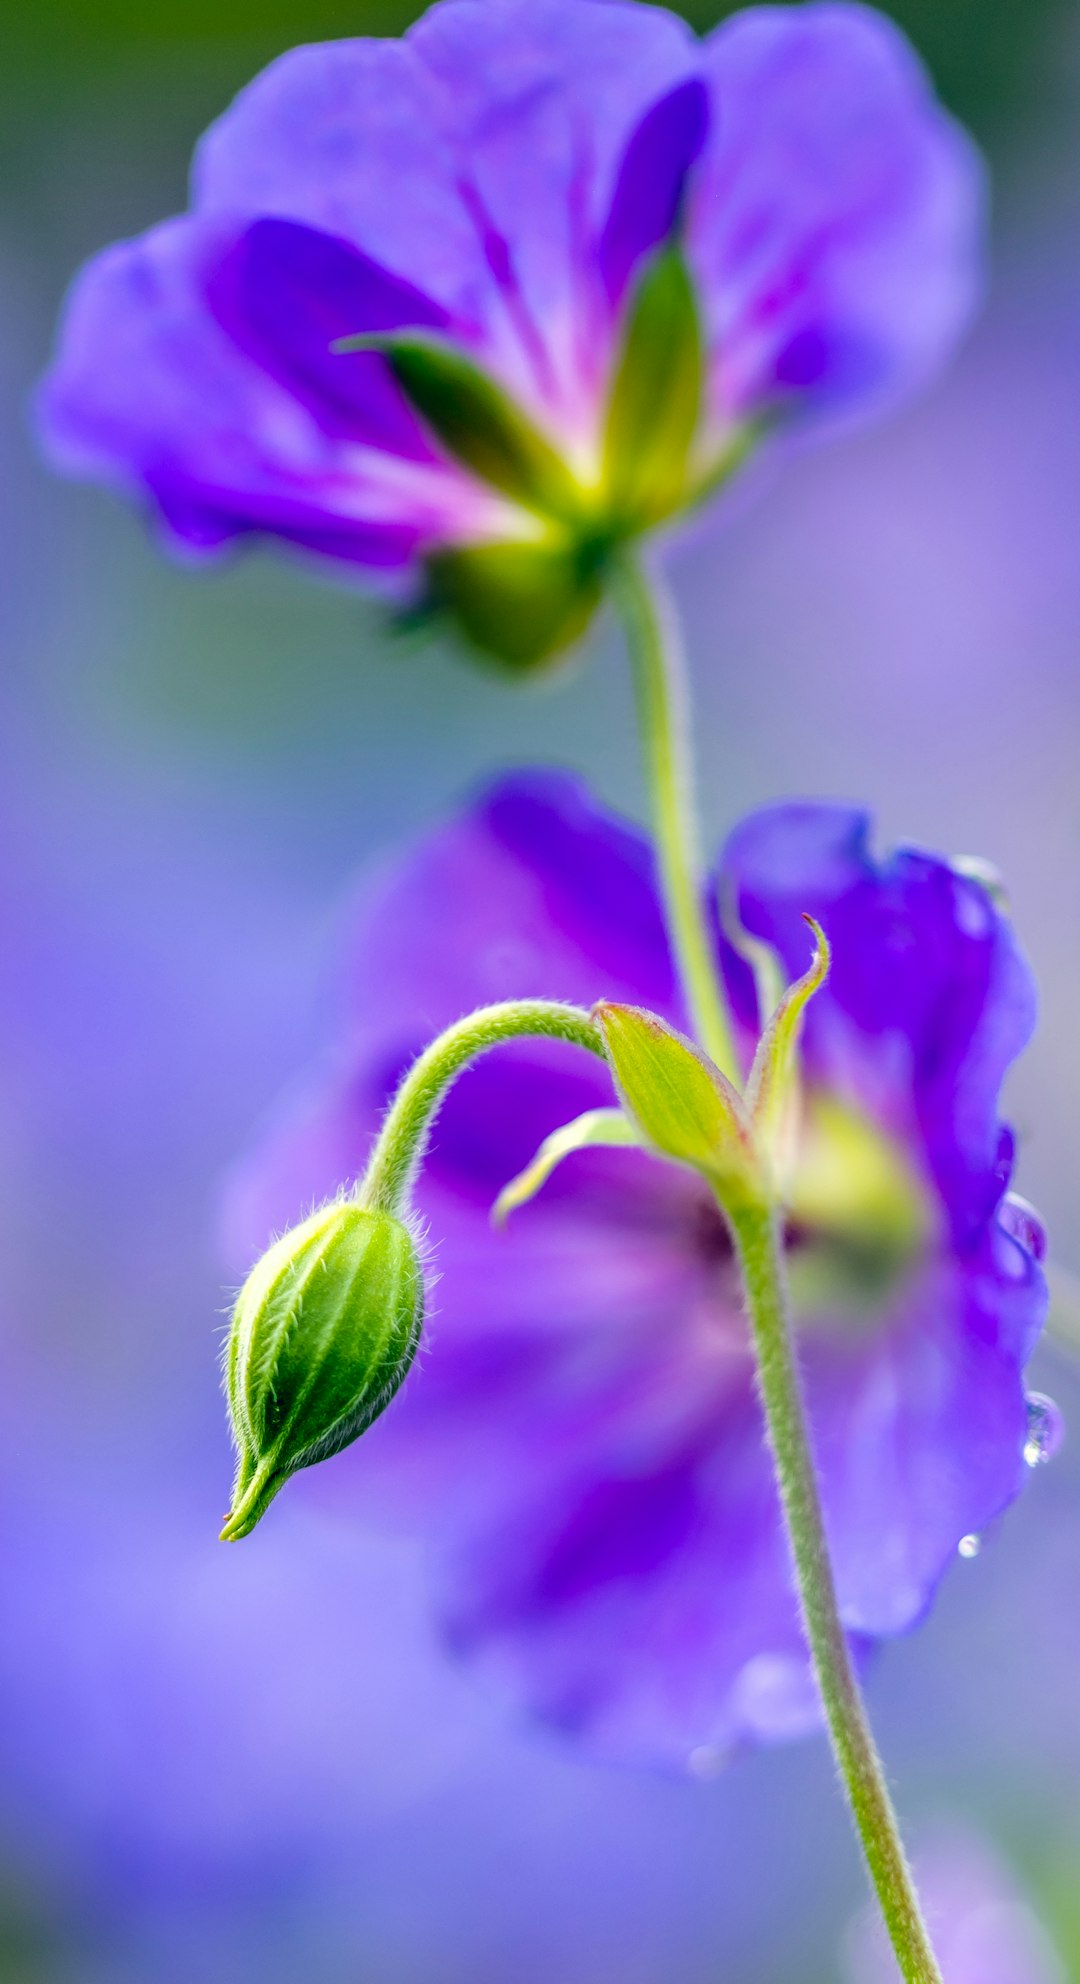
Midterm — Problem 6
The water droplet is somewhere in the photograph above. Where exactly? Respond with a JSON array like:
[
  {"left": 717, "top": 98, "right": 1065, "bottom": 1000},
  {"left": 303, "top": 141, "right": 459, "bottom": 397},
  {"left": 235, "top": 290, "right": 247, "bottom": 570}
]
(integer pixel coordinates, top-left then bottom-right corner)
[
  {"left": 991, "top": 1125, "right": 1015, "bottom": 1195},
  {"left": 951, "top": 856, "right": 1010, "bottom": 913},
  {"left": 958, "top": 1533, "right": 982, "bottom": 1559},
  {"left": 999, "top": 1193, "right": 1048, "bottom": 1263},
  {"left": 687, "top": 1744, "right": 725, "bottom": 1781},
  {"left": 1023, "top": 1391, "right": 1064, "bottom": 1468}
]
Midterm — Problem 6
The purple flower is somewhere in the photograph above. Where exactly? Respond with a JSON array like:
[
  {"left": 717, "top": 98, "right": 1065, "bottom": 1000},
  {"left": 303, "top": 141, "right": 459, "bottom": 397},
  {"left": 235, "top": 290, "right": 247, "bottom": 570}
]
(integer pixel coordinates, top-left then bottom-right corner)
[
  {"left": 224, "top": 775, "right": 1046, "bottom": 1766},
  {"left": 37, "top": 1, "right": 982, "bottom": 659},
  {"left": 845, "top": 1828, "right": 1066, "bottom": 1983}
]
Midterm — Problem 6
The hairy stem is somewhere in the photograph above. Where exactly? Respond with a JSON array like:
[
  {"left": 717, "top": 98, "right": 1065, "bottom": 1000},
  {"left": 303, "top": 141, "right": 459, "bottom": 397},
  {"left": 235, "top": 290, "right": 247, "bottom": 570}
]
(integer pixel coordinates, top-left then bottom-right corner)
[
  {"left": 610, "top": 550, "right": 737, "bottom": 1078},
  {"left": 360, "top": 999, "right": 605, "bottom": 1217},
  {"left": 729, "top": 1198, "right": 944, "bottom": 1984}
]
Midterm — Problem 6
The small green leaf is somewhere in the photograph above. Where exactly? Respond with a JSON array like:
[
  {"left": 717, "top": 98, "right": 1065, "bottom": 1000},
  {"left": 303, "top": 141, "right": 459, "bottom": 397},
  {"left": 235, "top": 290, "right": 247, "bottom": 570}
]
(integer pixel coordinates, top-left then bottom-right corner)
[
  {"left": 746, "top": 915, "right": 831, "bottom": 1188},
  {"left": 335, "top": 331, "right": 584, "bottom": 523},
  {"left": 595, "top": 1001, "right": 762, "bottom": 1205},
  {"left": 492, "top": 1108, "right": 639, "bottom": 1225},
  {"left": 601, "top": 245, "right": 703, "bottom": 530},
  {"left": 426, "top": 536, "right": 604, "bottom": 671}
]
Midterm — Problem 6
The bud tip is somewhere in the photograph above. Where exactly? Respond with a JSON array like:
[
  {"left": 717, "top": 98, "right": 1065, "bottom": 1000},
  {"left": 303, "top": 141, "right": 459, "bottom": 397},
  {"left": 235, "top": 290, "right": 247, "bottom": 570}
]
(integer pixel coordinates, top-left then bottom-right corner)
[{"left": 219, "top": 1458, "right": 284, "bottom": 1541}]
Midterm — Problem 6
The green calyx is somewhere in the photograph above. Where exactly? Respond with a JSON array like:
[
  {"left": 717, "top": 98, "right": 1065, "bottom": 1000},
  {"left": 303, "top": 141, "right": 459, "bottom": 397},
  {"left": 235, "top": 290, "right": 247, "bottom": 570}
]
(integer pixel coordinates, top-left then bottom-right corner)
[
  {"left": 478, "top": 929, "right": 831, "bottom": 1233},
  {"left": 336, "top": 246, "right": 748, "bottom": 669},
  {"left": 335, "top": 331, "right": 587, "bottom": 526},
  {"left": 592, "top": 920, "right": 832, "bottom": 1220},
  {"left": 595, "top": 1000, "right": 764, "bottom": 1211},
  {"left": 425, "top": 535, "right": 607, "bottom": 673},
  {"left": 221, "top": 1199, "right": 424, "bottom": 1540}
]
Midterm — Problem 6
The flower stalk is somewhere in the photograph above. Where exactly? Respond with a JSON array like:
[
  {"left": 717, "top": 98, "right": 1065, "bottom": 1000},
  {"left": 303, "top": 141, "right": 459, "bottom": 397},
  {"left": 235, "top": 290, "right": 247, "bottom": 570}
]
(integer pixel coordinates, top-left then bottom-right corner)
[
  {"left": 360, "top": 999, "right": 605, "bottom": 1217},
  {"left": 613, "top": 551, "right": 944, "bottom": 1983},
  {"left": 610, "top": 548, "right": 737, "bottom": 1079},
  {"left": 728, "top": 1198, "right": 944, "bottom": 1984}
]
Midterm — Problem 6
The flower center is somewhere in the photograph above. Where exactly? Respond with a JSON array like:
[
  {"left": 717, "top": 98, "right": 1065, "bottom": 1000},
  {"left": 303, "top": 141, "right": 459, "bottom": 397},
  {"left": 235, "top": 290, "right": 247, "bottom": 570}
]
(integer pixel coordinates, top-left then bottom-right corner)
[{"left": 691, "top": 1089, "right": 933, "bottom": 1331}]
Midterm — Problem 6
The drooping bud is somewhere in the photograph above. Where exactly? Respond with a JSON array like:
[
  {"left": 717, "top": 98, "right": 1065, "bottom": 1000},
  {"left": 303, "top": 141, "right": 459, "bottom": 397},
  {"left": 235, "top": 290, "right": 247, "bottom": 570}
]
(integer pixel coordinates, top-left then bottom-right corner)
[{"left": 221, "top": 1199, "right": 424, "bottom": 1540}]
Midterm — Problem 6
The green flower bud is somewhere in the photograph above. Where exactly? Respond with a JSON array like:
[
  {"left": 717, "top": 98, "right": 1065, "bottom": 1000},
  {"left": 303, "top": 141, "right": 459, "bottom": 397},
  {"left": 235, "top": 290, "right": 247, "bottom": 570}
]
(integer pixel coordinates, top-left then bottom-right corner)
[{"left": 221, "top": 1199, "right": 424, "bottom": 1541}]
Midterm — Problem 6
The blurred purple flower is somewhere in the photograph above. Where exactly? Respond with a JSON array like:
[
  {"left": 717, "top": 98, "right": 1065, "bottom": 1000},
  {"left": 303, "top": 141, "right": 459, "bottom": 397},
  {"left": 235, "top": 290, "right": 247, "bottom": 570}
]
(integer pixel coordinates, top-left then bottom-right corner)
[
  {"left": 845, "top": 1828, "right": 1066, "bottom": 1982},
  {"left": 37, "top": 0, "right": 981, "bottom": 583},
  {"left": 225, "top": 775, "right": 1046, "bottom": 1767}
]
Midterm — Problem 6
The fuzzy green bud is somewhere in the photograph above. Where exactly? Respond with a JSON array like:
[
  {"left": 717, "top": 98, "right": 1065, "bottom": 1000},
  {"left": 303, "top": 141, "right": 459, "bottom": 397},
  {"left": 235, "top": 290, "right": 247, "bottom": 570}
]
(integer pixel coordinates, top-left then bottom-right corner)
[{"left": 221, "top": 1199, "right": 424, "bottom": 1541}]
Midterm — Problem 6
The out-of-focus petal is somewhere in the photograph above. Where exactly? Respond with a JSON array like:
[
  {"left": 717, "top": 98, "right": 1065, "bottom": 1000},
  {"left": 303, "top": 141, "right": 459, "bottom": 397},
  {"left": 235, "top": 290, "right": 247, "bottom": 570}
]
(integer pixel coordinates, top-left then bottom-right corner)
[
  {"left": 194, "top": 0, "right": 698, "bottom": 422},
  {"left": 598, "top": 76, "right": 710, "bottom": 307},
  {"left": 718, "top": 802, "right": 1036, "bottom": 1240},
  {"left": 846, "top": 1828, "right": 1066, "bottom": 1983},
  {"left": 37, "top": 216, "right": 496, "bottom": 564},
  {"left": 804, "top": 1231, "right": 1039, "bottom": 1636},
  {"left": 692, "top": 4, "right": 984, "bottom": 432},
  {"left": 207, "top": 218, "right": 449, "bottom": 454}
]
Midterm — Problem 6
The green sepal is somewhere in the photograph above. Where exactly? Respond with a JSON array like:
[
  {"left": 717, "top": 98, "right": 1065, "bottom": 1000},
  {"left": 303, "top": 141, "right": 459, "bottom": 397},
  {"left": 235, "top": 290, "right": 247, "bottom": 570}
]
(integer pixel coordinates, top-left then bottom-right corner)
[
  {"left": 220, "top": 1199, "right": 424, "bottom": 1540},
  {"left": 683, "top": 415, "right": 767, "bottom": 515},
  {"left": 334, "top": 331, "right": 585, "bottom": 523},
  {"left": 594, "top": 1001, "right": 763, "bottom": 1207},
  {"left": 601, "top": 245, "right": 704, "bottom": 531},
  {"left": 426, "top": 536, "right": 605, "bottom": 671},
  {"left": 718, "top": 877, "right": 785, "bottom": 1028},
  {"left": 745, "top": 916, "right": 831, "bottom": 1190},
  {"left": 492, "top": 1107, "right": 639, "bottom": 1225}
]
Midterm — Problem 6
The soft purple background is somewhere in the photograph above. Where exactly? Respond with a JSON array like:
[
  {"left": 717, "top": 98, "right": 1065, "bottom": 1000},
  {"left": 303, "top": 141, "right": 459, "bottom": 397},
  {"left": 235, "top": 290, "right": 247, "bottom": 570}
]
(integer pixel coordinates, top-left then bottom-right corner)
[{"left": 3, "top": 3, "right": 1080, "bottom": 1978}]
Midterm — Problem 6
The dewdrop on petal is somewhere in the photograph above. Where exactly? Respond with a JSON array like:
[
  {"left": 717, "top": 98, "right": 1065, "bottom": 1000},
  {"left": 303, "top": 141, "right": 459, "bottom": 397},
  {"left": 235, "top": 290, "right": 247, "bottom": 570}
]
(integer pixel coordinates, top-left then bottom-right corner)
[{"left": 221, "top": 1198, "right": 424, "bottom": 1539}]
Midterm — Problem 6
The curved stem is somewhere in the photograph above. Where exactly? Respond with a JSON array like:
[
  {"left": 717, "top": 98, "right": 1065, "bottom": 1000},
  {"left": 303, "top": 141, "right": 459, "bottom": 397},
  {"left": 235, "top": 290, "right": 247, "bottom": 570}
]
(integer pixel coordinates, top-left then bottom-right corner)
[
  {"left": 728, "top": 1199, "right": 944, "bottom": 1984},
  {"left": 610, "top": 548, "right": 736, "bottom": 1079},
  {"left": 359, "top": 999, "right": 604, "bottom": 1217}
]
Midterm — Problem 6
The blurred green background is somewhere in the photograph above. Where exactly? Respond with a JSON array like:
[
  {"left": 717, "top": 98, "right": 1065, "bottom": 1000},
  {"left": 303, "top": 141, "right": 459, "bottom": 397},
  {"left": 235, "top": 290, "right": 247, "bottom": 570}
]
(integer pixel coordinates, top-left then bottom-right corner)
[{"left": 5, "top": 0, "right": 1075, "bottom": 133}]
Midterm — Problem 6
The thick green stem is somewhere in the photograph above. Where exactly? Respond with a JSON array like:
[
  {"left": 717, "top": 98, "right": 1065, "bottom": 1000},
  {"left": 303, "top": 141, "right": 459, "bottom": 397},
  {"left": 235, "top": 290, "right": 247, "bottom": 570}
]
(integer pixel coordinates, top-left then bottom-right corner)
[
  {"left": 359, "top": 999, "right": 604, "bottom": 1217},
  {"left": 610, "top": 549, "right": 736, "bottom": 1079},
  {"left": 729, "top": 1199, "right": 944, "bottom": 1984}
]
